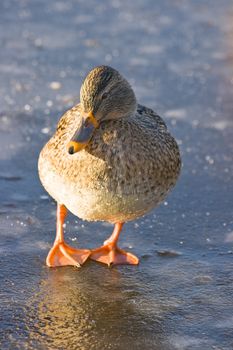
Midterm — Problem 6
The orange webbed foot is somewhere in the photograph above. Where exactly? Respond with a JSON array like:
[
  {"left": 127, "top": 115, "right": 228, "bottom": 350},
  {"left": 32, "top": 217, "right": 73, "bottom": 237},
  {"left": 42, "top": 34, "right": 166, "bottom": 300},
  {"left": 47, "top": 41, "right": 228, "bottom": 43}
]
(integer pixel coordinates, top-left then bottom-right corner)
[
  {"left": 90, "top": 222, "right": 139, "bottom": 266},
  {"left": 46, "top": 241, "right": 91, "bottom": 267},
  {"left": 90, "top": 243, "right": 139, "bottom": 266}
]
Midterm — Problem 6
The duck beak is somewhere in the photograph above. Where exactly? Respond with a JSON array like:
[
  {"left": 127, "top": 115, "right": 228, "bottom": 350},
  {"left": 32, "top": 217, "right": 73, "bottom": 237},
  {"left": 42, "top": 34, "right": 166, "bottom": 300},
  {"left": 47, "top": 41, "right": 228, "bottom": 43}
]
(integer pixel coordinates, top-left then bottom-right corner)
[{"left": 67, "top": 111, "right": 99, "bottom": 154}]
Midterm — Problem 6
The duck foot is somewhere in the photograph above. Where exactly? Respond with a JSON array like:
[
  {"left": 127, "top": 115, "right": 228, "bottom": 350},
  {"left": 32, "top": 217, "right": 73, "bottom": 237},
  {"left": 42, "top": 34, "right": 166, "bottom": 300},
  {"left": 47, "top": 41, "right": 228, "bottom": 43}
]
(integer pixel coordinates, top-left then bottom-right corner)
[
  {"left": 90, "top": 244, "right": 139, "bottom": 266},
  {"left": 46, "top": 204, "right": 90, "bottom": 267},
  {"left": 46, "top": 241, "right": 91, "bottom": 267},
  {"left": 90, "top": 222, "right": 139, "bottom": 266}
]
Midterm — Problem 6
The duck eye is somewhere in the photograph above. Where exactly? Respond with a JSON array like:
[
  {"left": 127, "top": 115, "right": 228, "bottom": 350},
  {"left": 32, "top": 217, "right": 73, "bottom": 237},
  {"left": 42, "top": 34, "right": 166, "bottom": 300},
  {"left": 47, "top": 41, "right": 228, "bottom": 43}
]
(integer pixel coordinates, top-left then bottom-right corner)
[
  {"left": 101, "top": 92, "right": 108, "bottom": 100},
  {"left": 84, "top": 117, "right": 91, "bottom": 127}
]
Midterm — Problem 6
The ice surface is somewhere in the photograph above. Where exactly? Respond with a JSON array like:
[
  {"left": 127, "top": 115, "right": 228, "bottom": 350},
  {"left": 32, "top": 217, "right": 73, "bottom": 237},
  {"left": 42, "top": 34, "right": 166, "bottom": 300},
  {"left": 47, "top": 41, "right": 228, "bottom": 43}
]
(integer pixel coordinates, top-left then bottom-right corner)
[{"left": 1, "top": 0, "right": 233, "bottom": 349}]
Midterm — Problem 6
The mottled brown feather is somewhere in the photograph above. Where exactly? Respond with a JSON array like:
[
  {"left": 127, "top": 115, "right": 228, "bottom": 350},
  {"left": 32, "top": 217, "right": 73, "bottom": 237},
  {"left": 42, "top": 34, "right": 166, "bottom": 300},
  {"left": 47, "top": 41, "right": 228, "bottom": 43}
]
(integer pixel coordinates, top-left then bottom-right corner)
[{"left": 38, "top": 67, "right": 181, "bottom": 223}]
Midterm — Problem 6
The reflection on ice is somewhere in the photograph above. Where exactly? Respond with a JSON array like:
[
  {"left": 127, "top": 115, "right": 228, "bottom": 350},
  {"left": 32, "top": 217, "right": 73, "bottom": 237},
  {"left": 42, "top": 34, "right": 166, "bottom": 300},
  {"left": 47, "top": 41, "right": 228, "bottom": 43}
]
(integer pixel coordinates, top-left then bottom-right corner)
[{"left": 26, "top": 267, "right": 169, "bottom": 349}]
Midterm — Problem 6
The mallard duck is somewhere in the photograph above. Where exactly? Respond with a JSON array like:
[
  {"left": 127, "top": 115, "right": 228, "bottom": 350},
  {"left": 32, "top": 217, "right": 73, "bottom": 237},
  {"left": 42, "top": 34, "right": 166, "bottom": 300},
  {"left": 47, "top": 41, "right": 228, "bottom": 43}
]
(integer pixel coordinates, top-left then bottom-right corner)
[{"left": 38, "top": 66, "right": 181, "bottom": 267}]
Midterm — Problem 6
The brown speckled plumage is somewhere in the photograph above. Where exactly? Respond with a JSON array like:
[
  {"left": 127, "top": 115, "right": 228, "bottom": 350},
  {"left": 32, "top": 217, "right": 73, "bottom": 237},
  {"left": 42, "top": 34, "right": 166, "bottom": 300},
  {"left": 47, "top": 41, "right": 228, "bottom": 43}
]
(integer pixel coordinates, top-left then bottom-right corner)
[{"left": 38, "top": 66, "right": 181, "bottom": 223}]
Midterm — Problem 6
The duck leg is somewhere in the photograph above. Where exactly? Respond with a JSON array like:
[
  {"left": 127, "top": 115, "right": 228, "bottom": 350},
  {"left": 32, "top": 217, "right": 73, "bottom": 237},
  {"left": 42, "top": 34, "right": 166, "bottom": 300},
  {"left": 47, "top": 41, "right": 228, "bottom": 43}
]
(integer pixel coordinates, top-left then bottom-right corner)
[
  {"left": 46, "top": 204, "right": 91, "bottom": 267},
  {"left": 90, "top": 223, "right": 139, "bottom": 266}
]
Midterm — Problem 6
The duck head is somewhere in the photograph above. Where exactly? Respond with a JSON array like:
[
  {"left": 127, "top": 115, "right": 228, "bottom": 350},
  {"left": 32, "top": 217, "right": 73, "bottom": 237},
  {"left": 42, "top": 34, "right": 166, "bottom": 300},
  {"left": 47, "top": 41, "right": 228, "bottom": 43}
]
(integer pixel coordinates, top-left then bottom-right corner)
[{"left": 67, "top": 66, "right": 137, "bottom": 154}]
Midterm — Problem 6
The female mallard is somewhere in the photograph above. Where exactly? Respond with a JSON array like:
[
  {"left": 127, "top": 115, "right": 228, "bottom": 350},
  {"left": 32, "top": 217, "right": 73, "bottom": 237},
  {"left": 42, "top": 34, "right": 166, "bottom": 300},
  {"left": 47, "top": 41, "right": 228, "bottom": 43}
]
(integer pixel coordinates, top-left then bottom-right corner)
[{"left": 38, "top": 66, "right": 181, "bottom": 267}]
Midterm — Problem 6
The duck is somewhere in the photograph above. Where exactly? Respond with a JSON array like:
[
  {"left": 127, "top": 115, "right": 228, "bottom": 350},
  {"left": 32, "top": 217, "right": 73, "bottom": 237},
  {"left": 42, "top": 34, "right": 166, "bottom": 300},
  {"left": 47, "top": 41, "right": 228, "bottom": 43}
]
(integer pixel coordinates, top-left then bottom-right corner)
[{"left": 38, "top": 65, "right": 181, "bottom": 267}]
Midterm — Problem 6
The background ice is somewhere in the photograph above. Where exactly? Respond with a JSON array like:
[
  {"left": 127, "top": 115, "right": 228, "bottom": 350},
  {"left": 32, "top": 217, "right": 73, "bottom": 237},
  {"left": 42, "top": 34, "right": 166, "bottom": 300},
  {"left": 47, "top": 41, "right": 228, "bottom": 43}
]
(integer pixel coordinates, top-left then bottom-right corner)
[{"left": 0, "top": 0, "right": 233, "bottom": 349}]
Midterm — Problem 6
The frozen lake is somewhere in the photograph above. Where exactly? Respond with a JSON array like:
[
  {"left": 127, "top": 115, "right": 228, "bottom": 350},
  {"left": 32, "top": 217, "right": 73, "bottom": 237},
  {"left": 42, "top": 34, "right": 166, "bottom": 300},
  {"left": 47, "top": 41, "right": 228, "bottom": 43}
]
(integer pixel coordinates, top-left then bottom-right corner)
[{"left": 0, "top": 0, "right": 233, "bottom": 349}]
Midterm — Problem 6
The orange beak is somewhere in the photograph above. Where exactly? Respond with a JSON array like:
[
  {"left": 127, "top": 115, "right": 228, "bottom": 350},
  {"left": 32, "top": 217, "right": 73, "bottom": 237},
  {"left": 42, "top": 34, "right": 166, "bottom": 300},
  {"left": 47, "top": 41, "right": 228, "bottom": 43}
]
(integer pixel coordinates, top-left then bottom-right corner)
[{"left": 67, "top": 111, "right": 99, "bottom": 154}]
